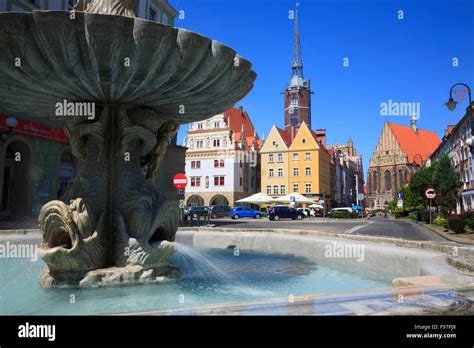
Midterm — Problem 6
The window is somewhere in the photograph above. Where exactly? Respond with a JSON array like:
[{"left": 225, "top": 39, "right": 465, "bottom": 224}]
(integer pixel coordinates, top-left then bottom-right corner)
[
  {"left": 161, "top": 12, "right": 169, "bottom": 25},
  {"left": 302, "top": 139, "right": 306, "bottom": 144},
  {"left": 398, "top": 169, "right": 403, "bottom": 188},
  {"left": 293, "top": 153, "right": 299, "bottom": 161},
  {"left": 293, "top": 168, "right": 299, "bottom": 176},
  {"left": 213, "top": 138, "right": 221, "bottom": 147},
  {"left": 213, "top": 121, "right": 220, "bottom": 128},
  {"left": 273, "top": 186, "right": 279, "bottom": 195},
  {"left": 196, "top": 140, "right": 204, "bottom": 149},
  {"left": 240, "top": 161, "right": 243, "bottom": 168},
  {"left": 197, "top": 123, "right": 203, "bottom": 130},
  {"left": 214, "top": 176, "right": 225, "bottom": 186},
  {"left": 372, "top": 171, "right": 378, "bottom": 192},
  {"left": 149, "top": 7, "right": 157, "bottom": 21},
  {"left": 278, "top": 168, "right": 283, "bottom": 177},
  {"left": 305, "top": 167, "right": 311, "bottom": 176},
  {"left": 277, "top": 153, "right": 283, "bottom": 162},
  {"left": 305, "top": 152, "right": 311, "bottom": 160},
  {"left": 190, "top": 177, "right": 201, "bottom": 187},
  {"left": 268, "top": 154, "right": 274, "bottom": 163},
  {"left": 191, "top": 161, "right": 201, "bottom": 169},
  {"left": 266, "top": 185, "right": 272, "bottom": 194},
  {"left": 269, "top": 169, "right": 274, "bottom": 177},
  {"left": 214, "top": 159, "right": 225, "bottom": 168},
  {"left": 384, "top": 170, "right": 391, "bottom": 191},
  {"left": 305, "top": 183, "right": 311, "bottom": 193},
  {"left": 290, "top": 99, "right": 298, "bottom": 108},
  {"left": 293, "top": 184, "right": 299, "bottom": 193},
  {"left": 240, "top": 177, "right": 243, "bottom": 186},
  {"left": 280, "top": 185, "right": 286, "bottom": 194}
]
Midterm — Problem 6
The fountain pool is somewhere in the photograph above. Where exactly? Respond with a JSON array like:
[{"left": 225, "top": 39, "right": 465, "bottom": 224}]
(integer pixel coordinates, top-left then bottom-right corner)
[{"left": 0, "top": 237, "right": 390, "bottom": 315}]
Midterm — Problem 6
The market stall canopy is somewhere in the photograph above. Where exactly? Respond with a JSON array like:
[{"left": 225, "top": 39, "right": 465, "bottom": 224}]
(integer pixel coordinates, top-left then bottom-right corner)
[
  {"left": 309, "top": 204, "right": 324, "bottom": 209},
  {"left": 273, "top": 192, "right": 316, "bottom": 205},
  {"left": 235, "top": 193, "right": 278, "bottom": 205}
]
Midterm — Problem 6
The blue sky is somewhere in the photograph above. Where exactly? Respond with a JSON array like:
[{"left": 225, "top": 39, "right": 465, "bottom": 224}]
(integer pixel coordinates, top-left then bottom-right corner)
[{"left": 171, "top": 0, "right": 474, "bottom": 179}]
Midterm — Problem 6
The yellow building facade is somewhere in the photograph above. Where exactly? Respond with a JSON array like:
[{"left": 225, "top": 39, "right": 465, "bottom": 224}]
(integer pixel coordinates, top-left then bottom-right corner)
[
  {"left": 260, "top": 122, "right": 332, "bottom": 207},
  {"left": 260, "top": 125, "right": 291, "bottom": 196}
]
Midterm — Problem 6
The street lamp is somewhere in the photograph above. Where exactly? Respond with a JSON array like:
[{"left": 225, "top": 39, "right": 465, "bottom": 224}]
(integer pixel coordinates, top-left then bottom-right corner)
[
  {"left": 1, "top": 117, "right": 18, "bottom": 142},
  {"left": 445, "top": 83, "right": 472, "bottom": 111}
]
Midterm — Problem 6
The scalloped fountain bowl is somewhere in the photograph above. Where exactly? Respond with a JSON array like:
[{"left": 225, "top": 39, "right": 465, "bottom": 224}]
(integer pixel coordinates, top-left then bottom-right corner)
[{"left": 0, "top": 9, "right": 256, "bottom": 287}]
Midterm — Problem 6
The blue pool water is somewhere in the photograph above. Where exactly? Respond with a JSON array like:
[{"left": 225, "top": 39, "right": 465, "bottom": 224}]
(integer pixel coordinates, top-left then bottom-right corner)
[{"left": 0, "top": 245, "right": 390, "bottom": 315}]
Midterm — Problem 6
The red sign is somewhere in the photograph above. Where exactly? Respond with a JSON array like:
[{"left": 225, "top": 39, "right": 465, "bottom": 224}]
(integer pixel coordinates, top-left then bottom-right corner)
[
  {"left": 425, "top": 188, "right": 436, "bottom": 200},
  {"left": 173, "top": 174, "right": 188, "bottom": 189},
  {"left": 0, "top": 115, "right": 68, "bottom": 144}
]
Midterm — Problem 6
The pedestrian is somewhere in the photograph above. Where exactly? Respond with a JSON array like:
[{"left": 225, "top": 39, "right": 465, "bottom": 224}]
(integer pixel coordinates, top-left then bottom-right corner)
[{"left": 384, "top": 210, "right": 387, "bottom": 218}]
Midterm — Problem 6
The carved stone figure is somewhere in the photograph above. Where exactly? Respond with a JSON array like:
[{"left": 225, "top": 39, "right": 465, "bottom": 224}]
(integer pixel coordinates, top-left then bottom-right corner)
[{"left": 0, "top": 8, "right": 255, "bottom": 287}]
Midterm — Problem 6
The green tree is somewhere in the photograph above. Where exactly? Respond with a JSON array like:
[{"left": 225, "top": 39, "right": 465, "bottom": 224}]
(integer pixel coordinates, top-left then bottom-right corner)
[
  {"left": 432, "top": 154, "right": 462, "bottom": 216},
  {"left": 408, "top": 165, "right": 435, "bottom": 209}
]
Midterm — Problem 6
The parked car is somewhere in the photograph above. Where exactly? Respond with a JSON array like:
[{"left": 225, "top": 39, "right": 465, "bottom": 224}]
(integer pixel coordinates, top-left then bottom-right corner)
[
  {"left": 326, "top": 207, "right": 353, "bottom": 217},
  {"left": 230, "top": 206, "right": 263, "bottom": 219},
  {"left": 297, "top": 208, "right": 316, "bottom": 218},
  {"left": 209, "top": 205, "right": 232, "bottom": 218},
  {"left": 184, "top": 206, "right": 209, "bottom": 219},
  {"left": 268, "top": 206, "right": 305, "bottom": 221}
]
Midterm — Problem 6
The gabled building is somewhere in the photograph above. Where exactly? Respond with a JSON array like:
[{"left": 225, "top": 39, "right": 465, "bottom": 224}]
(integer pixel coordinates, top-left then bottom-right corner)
[
  {"left": 260, "top": 122, "right": 331, "bottom": 208},
  {"left": 184, "top": 107, "right": 262, "bottom": 207},
  {"left": 366, "top": 117, "right": 441, "bottom": 209},
  {"left": 260, "top": 126, "right": 292, "bottom": 197}
]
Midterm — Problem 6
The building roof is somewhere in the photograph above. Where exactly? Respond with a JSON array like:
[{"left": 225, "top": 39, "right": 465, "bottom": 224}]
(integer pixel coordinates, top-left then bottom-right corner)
[
  {"left": 388, "top": 123, "right": 441, "bottom": 164},
  {"left": 275, "top": 127, "right": 292, "bottom": 147},
  {"left": 224, "top": 107, "right": 261, "bottom": 149},
  {"left": 309, "top": 129, "right": 330, "bottom": 156}
]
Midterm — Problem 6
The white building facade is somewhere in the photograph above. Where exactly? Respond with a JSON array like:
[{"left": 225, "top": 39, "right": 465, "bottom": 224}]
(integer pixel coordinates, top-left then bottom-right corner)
[{"left": 184, "top": 107, "right": 261, "bottom": 207}]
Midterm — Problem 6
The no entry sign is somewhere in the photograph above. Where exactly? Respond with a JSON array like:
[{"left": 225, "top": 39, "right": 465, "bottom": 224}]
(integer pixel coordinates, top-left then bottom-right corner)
[
  {"left": 425, "top": 188, "right": 436, "bottom": 200},
  {"left": 173, "top": 174, "right": 188, "bottom": 189}
]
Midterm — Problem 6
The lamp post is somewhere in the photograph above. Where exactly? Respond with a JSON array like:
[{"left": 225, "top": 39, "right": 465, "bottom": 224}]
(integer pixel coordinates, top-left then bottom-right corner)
[
  {"left": 0, "top": 117, "right": 18, "bottom": 142},
  {"left": 447, "top": 84, "right": 474, "bottom": 153},
  {"left": 445, "top": 83, "right": 472, "bottom": 111}
]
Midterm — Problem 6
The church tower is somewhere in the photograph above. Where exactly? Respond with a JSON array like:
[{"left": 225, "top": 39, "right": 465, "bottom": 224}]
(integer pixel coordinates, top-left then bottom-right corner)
[{"left": 283, "top": 3, "right": 312, "bottom": 133}]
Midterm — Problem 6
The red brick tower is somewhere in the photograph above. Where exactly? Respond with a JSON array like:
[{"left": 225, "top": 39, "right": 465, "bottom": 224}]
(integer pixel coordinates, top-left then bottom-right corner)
[{"left": 284, "top": 3, "right": 312, "bottom": 133}]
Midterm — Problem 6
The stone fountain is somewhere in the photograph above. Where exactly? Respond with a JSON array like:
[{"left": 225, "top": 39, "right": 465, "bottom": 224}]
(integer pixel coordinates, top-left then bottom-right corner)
[{"left": 0, "top": 1, "right": 255, "bottom": 287}]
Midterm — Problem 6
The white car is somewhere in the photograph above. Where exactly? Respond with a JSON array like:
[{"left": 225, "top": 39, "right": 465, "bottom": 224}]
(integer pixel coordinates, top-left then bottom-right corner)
[{"left": 297, "top": 208, "right": 316, "bottom": 218}]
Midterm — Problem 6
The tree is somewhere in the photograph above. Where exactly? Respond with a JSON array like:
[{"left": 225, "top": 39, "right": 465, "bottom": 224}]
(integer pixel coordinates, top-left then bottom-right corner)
[
  {"left": 432, "top": 154, "right": 462, "bottom": 216},
  {"left": 408, "top": 166, "right": 435, "bottom": 209}
]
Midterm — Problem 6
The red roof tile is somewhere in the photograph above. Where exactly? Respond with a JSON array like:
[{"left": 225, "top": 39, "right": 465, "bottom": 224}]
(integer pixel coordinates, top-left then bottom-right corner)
[
  {"left": 276, "top": 127, "right": 292, "bottom": 147},
  {"left": 224, "top": 107, "right": 260, "bottom": 149},
  {"left": 388, "top": 123, "right": 441, "bottom": 164}
]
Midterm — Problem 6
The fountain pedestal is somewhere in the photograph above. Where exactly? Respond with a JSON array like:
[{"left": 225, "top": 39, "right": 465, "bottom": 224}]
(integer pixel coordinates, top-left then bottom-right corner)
[{"left": 0, "top": 8, "right": 255, "bottom": 287}]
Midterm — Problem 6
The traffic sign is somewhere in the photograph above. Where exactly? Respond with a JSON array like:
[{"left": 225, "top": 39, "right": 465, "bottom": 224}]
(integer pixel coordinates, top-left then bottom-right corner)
[
  {"left": 173, "top": 174, "right": 188, "bottom": 189},
  {"left": 397, "top": 199, "right": 403, "bottom": 208},
  {"left": 425, "top": 188, "right": 436, "bottom": 200},
  {"left": 397, "top": 192, "right": 403, "bottom": 200},
  {"left": 290, "top": 196, "right": 296, "bottom": 203}
]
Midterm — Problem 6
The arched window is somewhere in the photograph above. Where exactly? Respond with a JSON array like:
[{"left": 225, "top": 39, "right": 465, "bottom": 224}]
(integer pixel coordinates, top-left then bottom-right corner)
[
  {"left": 398, "top": 169, "right": 403, "bottom": 188},
  {"left": 384, "top": 170, "right": 391, "bottom": 191},
  {"left": 273, "top": 185, "right": 279, "bottom": 195},
  {"left": 266, "top": 185, "right": 271, "bottom": 194},
  {"left": 372, "top": 171, "right": 378, "bottom": 192}
]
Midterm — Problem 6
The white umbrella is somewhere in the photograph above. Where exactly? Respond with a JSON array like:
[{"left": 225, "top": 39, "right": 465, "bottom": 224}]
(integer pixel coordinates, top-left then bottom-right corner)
[
  {"left": 235, "top": 192, "right": 278, "bottom": 205},
  {"left": 273, "top": 192, "right": 316, "bottom": 205}
]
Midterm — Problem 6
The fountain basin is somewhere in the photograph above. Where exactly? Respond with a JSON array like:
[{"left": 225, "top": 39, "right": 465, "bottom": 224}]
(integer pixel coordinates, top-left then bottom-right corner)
[{"left": 1, "top": 231, "right": 473, "bottom": 315}]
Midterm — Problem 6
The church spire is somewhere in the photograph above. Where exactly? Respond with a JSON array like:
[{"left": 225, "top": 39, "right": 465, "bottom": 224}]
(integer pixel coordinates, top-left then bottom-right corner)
[{"left": 292, "top": 3, "right": 303, "bottom": 77}]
